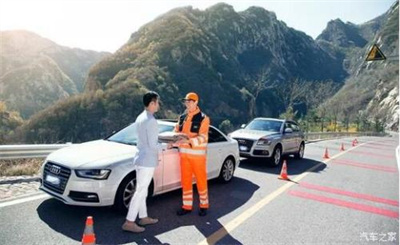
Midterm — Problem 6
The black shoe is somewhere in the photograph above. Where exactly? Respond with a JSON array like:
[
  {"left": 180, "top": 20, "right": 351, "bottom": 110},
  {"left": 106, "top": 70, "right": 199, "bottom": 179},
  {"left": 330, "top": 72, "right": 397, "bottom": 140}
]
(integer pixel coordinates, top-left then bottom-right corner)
[
  {"left": 177, "top": 208, "right": 192, "bottom": 216},
  {"left": 198, "top": 208, "right": 207, "bottom": 216}
]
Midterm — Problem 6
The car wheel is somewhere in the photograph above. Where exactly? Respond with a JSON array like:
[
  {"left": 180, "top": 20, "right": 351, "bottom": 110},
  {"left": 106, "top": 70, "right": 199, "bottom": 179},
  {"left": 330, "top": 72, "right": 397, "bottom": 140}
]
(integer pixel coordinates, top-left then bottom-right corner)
[
  {"left": 218, "top": 157, "right": 235, "bottom": 183},
  {"left": 115, "top": 173, "right": 137, "bottom": 212},
  {"left": 295, "top": 143, "right": 305, "bottom": 159},
  {"left": 269, "top": 146, "right": 282, "bottom": 167}
]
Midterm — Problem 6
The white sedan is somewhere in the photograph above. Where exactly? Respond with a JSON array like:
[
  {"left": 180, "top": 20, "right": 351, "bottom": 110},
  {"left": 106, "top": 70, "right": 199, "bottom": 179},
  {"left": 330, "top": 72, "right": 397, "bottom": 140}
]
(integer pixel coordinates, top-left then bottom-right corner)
[{"left": 39, "top": 120, "right": 240, "bottom": 210}]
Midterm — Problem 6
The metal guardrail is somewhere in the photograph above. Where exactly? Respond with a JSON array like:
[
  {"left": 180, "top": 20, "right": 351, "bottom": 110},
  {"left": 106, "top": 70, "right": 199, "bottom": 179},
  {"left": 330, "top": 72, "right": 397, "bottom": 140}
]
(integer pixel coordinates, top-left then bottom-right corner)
[
  {"left": 0, "top": 131, "right": 388, "bottom": 160},
  {"left": 305, "top": 131, "right": 386, "bottom": 142},
  {"left": 0, "top": 143, "right": 73, "bottom": 160}
]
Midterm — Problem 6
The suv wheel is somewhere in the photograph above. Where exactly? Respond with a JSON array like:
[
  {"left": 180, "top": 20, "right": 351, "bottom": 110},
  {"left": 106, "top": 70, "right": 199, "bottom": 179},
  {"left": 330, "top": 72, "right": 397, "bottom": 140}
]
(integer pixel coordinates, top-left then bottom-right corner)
[
  {"left": 270, "top": 146, "right": 282, "bottom": 167},
  {"left": 295, "top": 143, "right": 305, "bottom": 159},
  {"left": 218, "top": 157, "right": 235, "bottom": 183}
]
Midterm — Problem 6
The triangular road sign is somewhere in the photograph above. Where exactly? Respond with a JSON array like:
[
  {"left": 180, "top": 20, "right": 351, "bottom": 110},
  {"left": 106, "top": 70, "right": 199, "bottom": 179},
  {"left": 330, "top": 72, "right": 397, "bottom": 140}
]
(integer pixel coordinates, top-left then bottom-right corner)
[{"left": 365, "top": 44, "right": 386, "bottom": 61}]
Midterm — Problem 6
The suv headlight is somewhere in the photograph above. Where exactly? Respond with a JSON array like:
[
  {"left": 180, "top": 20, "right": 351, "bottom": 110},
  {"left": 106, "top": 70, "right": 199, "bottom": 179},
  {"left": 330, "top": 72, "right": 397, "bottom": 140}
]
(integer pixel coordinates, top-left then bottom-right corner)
[
  {"left": 75, "top": 169, "right": 111, "bottom": 180},
  {"left": 257, "top": 138, "right": 271, "bottom": 145}
]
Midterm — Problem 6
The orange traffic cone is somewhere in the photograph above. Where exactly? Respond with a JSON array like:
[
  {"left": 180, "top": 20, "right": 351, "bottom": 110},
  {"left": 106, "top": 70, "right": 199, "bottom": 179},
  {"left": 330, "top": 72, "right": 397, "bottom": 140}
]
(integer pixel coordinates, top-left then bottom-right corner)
[
  {"left": 323, "top": 148, "right": 330, "bottom": 159},
  {"left": 278, "top": 160, "right": 290, "bottom": 181},
  {"left": 82, "top": 216, "right": 96, "bottom": 245},
  {"left": 340, "top": 143, "right": 345, "bottom": 151}
]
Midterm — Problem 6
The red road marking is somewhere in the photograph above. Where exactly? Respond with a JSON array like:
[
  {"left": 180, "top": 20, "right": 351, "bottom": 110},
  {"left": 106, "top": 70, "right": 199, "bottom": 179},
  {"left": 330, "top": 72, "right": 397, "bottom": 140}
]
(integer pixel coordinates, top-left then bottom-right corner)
[
  {"left": 288, "top": 190, "right": 399, "bottom": 219},
  {"left": 359, "top": 145, "right": 397, "bottom": 151},
  {"left": 366, "top": 142, "right": 397, "bottom": 147},
  {"left": 347, "top": 150, "right": 395, "bottom": 159},
  {"left": 332, "top": 159, "right": 398, "bottom": 173},
  {"left": 300, "top": 182, "right": 399, "bottom": 207}
]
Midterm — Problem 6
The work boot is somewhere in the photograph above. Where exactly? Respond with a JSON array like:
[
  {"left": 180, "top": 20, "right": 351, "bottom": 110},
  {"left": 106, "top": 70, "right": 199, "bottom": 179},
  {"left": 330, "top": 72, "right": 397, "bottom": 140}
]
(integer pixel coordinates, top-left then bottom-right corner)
[
  {"left": 198, "top": 208, "right": 208, "bottom": 216},
  {"left": 122, "top": 222, "right": 145, "bottom": 233},
  {"left": 139, "top": 217, "right": 159, "bottom": 226},
  {"left": 176, "top": 208, "right": 192, "bottom": 216}
]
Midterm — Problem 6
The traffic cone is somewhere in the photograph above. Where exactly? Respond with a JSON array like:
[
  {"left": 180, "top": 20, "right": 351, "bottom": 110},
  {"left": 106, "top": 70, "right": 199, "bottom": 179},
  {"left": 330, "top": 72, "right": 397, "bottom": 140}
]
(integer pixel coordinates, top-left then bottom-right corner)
[
  {"left": 278, "top": 160, "right": 290, "bottom": 181},
  {"left": 323, "top": 148, "right": 330, "bottom": 159},
  {"left": 82, "top": 216, "right": 96, "bottom": 245},
  {"left": 340, "top": 143, "right": 345, "bottom": 151}
]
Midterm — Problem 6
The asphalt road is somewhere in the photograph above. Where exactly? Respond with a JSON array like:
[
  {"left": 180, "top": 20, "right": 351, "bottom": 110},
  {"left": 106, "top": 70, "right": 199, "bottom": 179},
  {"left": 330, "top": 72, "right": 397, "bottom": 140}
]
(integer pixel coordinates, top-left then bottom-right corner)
[{"left": 0, "top": 136, "right": 398, "bottom": 245}]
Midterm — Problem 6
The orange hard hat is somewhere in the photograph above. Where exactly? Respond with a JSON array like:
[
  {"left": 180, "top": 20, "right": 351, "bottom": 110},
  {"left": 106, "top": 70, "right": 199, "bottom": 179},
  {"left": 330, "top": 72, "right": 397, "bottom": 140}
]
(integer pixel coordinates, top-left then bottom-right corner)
[{"left": 181, "top": 92, "right": 199, "bottom": 102}]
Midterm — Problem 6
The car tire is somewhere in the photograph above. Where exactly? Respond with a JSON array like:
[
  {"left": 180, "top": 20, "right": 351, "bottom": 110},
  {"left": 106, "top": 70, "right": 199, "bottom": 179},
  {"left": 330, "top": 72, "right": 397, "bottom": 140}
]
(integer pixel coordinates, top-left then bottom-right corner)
[
  {"left": 114, "top": 172, "right": 137, "bottom": 212},
  {"left": 295, "top": 143, "right": 305, "bottom": 159},
  {"left": 218, "top": 157, "right": 235, "bottom": 183},
  {"left": 269, "top": 146, "right": 282, "bottom": 167}
]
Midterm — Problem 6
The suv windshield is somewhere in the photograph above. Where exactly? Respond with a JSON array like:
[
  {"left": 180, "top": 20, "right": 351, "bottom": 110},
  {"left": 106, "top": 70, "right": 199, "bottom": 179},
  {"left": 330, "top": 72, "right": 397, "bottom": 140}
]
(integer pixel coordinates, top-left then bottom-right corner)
[
  {"left": 106, "top": 122, "right": 174, "bottom": 145},
  {"left": 246, "top": 119, "right": 283, "bottom": 133}
]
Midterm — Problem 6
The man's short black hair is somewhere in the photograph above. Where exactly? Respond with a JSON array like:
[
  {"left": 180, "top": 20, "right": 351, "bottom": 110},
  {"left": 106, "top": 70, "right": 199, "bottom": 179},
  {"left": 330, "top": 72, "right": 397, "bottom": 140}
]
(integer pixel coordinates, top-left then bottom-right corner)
[{"left": 143, "top": 91, "right": 159, "bottom": 107}]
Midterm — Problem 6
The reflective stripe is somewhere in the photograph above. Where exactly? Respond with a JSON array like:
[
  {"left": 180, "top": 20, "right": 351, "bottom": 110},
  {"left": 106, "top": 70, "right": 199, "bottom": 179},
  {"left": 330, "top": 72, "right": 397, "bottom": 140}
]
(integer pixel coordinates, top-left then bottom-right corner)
[
  {"left": 183, "top": 200, "right": 192, "bottom": 206},
  {"left": 199, "top": 190, "right": 207, "bottom": 195},
  {"left": 183, "top": 191, "right": 192, "bottom": 195},
  {"left": 200, "top": 200, "right": 209, "bottom": 205},
  {"left": 179, "top": 148, "right": 206, "bottom": 155},
  {"left": 183, "top": 195, "right": 192, "bottom": 199}
]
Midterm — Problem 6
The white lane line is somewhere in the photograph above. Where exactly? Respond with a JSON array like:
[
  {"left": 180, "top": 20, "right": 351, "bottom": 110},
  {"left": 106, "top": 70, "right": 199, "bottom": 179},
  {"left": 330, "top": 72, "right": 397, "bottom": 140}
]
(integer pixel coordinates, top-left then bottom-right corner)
[{"left": 0, "top": 193, "right": 49, "bottom": 208}]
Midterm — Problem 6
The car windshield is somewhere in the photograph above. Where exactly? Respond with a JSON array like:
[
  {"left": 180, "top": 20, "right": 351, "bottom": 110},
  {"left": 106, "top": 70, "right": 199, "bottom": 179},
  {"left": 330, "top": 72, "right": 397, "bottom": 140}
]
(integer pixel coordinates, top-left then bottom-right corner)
[
  {"left": 106, "top": 122, "right": 175, "bottom": 145},
  {"left": 245, "top": 119, "right": 283, "bottom": 133}
]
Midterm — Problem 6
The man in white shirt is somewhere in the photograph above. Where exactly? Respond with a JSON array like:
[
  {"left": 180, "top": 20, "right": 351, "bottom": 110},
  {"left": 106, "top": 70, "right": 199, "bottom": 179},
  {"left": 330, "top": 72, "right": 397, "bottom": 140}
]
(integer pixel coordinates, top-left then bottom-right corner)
[{"left": 122, "top": 91, "right": 160, "bottom": 233}]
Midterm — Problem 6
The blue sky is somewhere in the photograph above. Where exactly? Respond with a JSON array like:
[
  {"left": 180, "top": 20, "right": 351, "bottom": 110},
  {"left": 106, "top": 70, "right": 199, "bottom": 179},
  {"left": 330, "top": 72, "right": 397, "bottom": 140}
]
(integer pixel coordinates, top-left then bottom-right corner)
[{"left": 0, "top": 0, "right": 396, "bottom": 52}]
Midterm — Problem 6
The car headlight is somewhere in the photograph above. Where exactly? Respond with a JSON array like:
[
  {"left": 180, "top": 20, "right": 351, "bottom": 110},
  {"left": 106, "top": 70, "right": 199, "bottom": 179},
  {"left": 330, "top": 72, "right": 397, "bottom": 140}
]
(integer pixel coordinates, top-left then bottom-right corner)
[
  {"left": 75, "top": 169, "right": 111, "bottom": 180},
  {"left": 257, "top": 138, "right": 271, "bottom": 145}
]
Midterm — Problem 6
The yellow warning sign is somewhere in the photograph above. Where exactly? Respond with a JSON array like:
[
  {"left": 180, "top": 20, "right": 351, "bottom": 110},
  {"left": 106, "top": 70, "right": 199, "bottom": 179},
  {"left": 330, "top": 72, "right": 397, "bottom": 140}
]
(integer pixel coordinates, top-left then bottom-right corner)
[{"left": 365, "top": 44, "right": 386, "bottom": 61}]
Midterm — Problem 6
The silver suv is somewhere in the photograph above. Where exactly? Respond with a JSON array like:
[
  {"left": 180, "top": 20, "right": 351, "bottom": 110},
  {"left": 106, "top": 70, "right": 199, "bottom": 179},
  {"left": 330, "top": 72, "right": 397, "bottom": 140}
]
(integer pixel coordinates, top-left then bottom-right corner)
[{"left": 229, "top": 118, "right": 305, "bottom": 166}]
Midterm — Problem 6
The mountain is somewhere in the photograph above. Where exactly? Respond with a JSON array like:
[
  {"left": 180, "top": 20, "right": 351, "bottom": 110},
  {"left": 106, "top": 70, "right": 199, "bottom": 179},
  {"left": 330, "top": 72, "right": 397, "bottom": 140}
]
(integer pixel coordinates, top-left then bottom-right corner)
[
  {"left": 0, "top": 30, "right": 109, "bottom": 118},
  {"left": 14, "top": 2, "right": 397, "bottom": 143},
  {"left": 86, "top": 4, "right": 346, "bottom": 121},
  {"left": 317, "top": 1, "right": 399, "bottom": 130},
  {"left": 317, "top": 19, "right": 367, "bottom": 48}
]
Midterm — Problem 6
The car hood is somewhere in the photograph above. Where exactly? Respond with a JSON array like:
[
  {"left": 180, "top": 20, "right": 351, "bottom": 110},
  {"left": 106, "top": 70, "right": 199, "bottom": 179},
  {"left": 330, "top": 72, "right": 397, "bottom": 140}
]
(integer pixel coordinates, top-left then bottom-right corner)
[
  {"left": 46, "top": 140, "right": 137, "bottom": 169},
  {"left": 230, "top": 129, "right": 279, "bottom": 140}
]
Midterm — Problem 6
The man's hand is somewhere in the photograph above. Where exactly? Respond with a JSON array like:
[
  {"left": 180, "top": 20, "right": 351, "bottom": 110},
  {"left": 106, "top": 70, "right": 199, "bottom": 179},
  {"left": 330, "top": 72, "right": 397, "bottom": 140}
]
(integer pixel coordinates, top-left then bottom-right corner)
[{"left": 176, "top": 138, "right": 190, "bottom": 144}]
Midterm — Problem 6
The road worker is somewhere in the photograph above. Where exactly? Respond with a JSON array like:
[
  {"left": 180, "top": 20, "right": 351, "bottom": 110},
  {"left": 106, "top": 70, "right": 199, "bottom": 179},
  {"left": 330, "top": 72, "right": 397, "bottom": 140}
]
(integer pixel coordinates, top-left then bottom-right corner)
[{"left": 174, "top": 92, "right": 210, "bottom": 216}]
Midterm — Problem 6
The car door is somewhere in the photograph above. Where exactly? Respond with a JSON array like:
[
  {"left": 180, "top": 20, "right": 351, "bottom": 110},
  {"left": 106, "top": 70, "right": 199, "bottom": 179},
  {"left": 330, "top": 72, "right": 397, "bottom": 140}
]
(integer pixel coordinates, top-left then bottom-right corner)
[
  {"left": 281, "top": 122, "right": 295, "bottom": 152},
  {"left": 287, "top": 122, "right": 300, "bottom": 153},
  {"left": 160, "top": 146, "right": 181, "bottom": 192},
  {"left": 206, "top": 127, "right": 229, "bottom": 179},
  {"left": 290, "top": 123, "right": 302, "bottom": 151}
]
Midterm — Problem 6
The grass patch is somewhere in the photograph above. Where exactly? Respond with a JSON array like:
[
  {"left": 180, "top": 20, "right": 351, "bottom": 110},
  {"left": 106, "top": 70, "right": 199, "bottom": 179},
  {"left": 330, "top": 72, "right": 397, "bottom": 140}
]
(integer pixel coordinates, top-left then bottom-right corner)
[{"left": 0, "top": 158, "right": 44, "bottom": 176}]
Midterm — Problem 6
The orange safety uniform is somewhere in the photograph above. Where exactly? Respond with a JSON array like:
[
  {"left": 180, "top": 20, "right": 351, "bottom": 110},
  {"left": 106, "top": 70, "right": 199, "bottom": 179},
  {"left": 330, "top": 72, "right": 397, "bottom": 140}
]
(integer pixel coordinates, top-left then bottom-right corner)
[{"left": 175, "top": 107, "right": 210, "bottom": 210}]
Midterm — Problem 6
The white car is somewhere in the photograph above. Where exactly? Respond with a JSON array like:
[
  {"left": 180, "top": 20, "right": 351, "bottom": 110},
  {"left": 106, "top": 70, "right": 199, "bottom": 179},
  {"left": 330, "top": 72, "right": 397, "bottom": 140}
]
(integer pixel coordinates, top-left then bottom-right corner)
[{"left": 39, "top": 120, "right": 240, "bottom": 210}]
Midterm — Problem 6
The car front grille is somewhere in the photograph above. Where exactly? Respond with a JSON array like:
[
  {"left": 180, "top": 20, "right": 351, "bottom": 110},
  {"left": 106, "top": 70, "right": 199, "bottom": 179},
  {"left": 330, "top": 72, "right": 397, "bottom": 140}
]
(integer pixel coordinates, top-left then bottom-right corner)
[
  {"left": 43, "top": 162, "right": 71, "bottom": 194},
  {"left": 234, "top": 138, "right": 254, "bottom": 152}
]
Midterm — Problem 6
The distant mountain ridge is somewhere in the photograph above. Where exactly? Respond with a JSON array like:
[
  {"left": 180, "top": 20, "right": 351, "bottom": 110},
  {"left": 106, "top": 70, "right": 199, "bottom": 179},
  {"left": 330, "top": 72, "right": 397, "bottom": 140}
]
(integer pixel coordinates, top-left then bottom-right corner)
[
  {"left": 9, "top": 2, "right": 399, "bottom": 143},
  {"left": 317, "top": 1, "right": 398, "bottom": 130},
  {"left": 86, "top": 3, "right": 346, "bottom": 119},
  {"left": 0, "top": 30, "right": 109, "bottom": 118}
]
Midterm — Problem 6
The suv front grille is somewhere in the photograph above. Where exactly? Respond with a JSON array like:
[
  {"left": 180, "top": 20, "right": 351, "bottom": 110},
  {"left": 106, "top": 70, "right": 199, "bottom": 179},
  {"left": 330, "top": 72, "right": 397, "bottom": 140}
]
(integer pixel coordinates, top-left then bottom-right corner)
[
  {"left": 234, "top": 138, "right": 254, "bottom": 152},
  {"left": 43, "top": 162, "right": 71, "bottom": 194}
]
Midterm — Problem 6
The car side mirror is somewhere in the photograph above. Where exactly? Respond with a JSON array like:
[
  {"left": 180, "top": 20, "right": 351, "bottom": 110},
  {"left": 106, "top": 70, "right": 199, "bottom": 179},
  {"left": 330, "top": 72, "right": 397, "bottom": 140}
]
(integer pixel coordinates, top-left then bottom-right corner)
[
  {"left": 284, "top": 128, "right": 293, "bottom": 134},
  {"left": 240, "top": 124, "right": 246, "bottom": 129}
]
